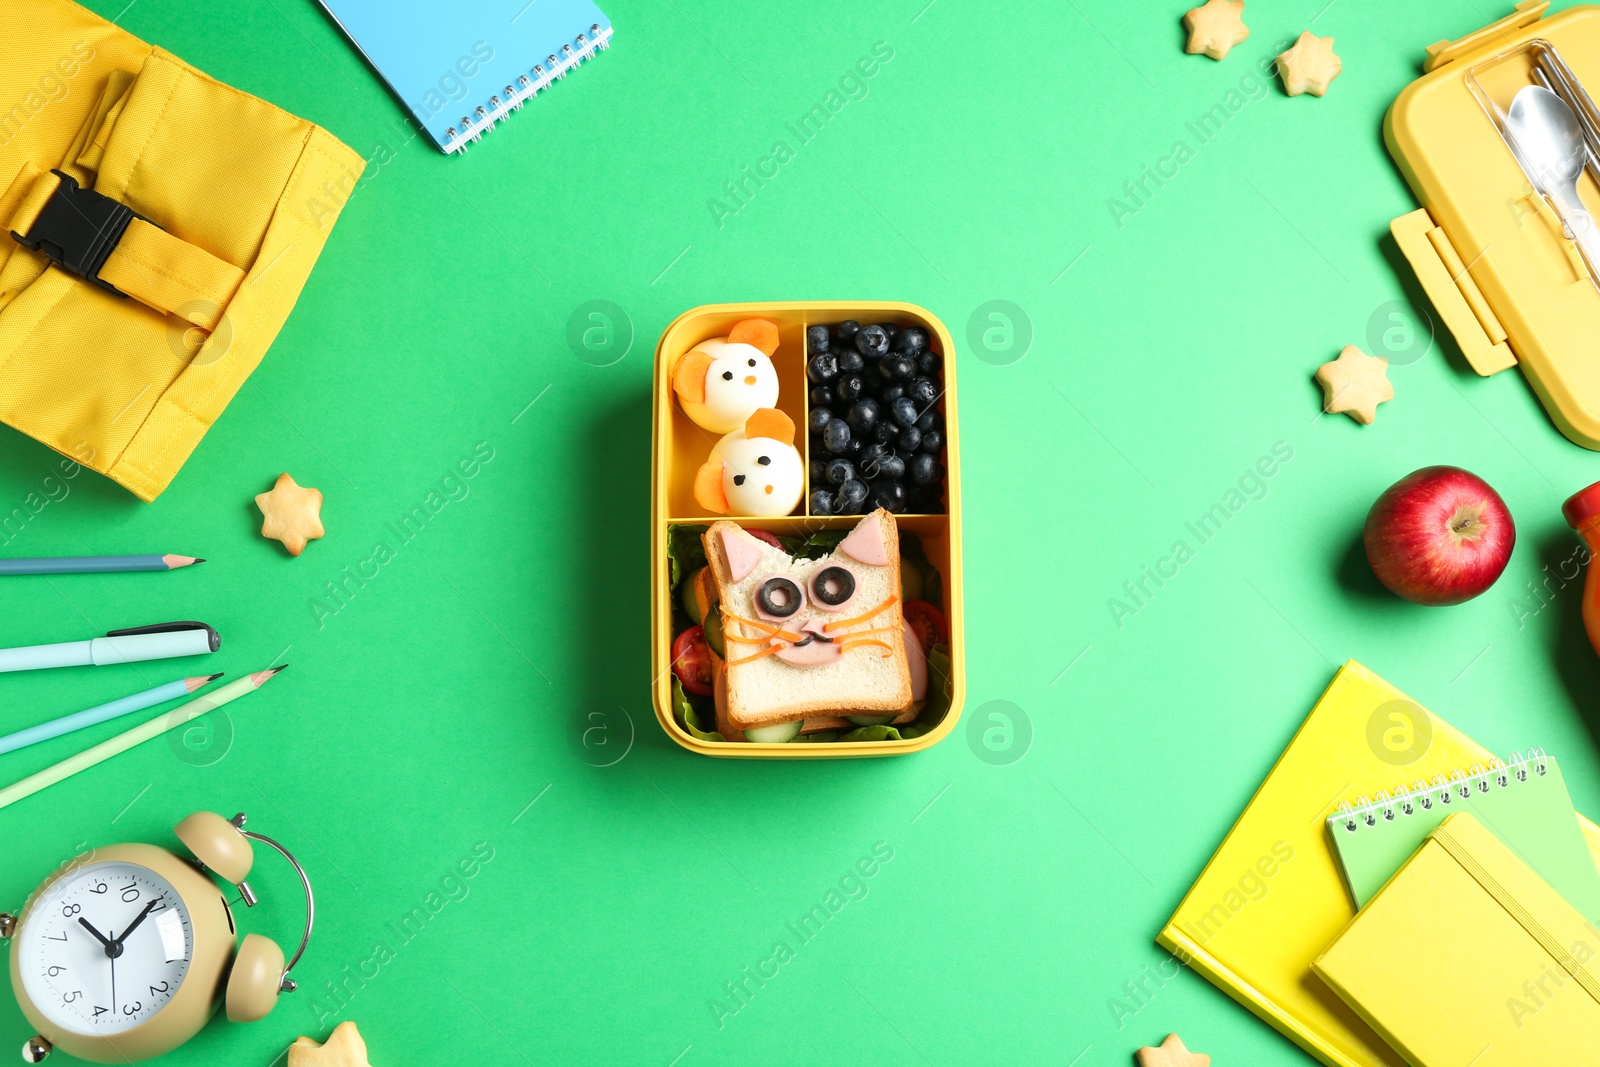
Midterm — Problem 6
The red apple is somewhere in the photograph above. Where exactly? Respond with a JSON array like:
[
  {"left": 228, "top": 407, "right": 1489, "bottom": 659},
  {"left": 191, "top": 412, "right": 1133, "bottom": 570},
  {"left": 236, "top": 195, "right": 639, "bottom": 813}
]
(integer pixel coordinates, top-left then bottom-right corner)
[{"left": 1363, "top": 466, "right": 1515, "bottom": 606}]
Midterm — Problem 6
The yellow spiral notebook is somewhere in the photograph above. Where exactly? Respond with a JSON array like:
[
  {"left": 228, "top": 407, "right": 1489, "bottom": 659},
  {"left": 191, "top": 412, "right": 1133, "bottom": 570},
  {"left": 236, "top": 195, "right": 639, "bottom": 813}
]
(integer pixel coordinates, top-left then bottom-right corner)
[
  {"left": 1157, "top": 661, "right": 1600, "bottom": 1067},
  {"left": 1314, "top": 812, "right": 1600, "bottom": 1065}
]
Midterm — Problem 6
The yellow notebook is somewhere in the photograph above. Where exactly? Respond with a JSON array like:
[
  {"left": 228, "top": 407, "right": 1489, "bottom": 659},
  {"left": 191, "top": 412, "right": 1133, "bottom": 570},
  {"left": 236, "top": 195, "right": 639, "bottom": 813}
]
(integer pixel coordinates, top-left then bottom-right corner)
[
  {"left": 1314, "top": 813, "right": 1600, "bottom": 1064},
  {"left": 1157, "top": 661, "right": 1600, "bottom": 1067}
]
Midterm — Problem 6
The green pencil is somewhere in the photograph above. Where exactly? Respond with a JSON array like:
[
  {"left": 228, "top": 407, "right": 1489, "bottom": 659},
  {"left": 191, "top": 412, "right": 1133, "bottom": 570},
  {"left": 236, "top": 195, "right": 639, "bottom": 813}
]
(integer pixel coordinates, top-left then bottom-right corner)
[{"left": 0, "top": 665, "right": 285, "bottom": 811}]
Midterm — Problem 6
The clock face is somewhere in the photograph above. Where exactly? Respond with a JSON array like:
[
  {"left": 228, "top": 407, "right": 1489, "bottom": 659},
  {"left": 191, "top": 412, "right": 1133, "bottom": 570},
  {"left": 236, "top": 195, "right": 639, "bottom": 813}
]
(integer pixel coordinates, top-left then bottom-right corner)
[{"left": 17, "top": 861, "right": 194, "bottom": 1036}]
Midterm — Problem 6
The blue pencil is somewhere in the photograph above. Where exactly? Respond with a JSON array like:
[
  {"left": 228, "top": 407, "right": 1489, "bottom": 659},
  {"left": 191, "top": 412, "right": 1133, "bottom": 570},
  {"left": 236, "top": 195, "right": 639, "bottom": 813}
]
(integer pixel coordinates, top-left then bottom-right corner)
[
  {"left": 0, "top": 554, "right": 205, "bottom": 576},
  {"left": 0, "top": 675, "right": 222, "bottom": 756}
]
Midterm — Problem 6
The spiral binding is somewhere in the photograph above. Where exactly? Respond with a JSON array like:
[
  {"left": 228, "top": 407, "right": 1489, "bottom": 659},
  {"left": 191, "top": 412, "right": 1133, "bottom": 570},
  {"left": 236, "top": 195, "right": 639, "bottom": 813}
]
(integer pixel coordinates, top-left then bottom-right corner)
[
  {"left": 443, "top": 22, "right": 613, "bottom": 153},
  {"left": 1330, "top": 749, "right": 1549, "bottom": 833}
]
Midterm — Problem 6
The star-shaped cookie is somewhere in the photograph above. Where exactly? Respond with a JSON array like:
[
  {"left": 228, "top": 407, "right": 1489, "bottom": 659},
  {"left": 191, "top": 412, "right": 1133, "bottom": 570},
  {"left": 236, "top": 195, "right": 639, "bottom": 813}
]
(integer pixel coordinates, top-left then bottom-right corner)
[
  {"left": 1276, "top": 31, "right": 1342, "bottom": 96},
  {"left": 289, "top": 1021, "right": 373, "bottom": 1067},
  {"left": 1137, "top": 1033, "right": 1211, "bottom": 1067},
  {"left": 1316, "top": 345, "right": 1392, "bottom": 425},
  {"left": 256, "top": 472, "right": 325, "bottom": 557},
  {"left": 1184, "top": 0, "right": 1249, "bottom": 61}
]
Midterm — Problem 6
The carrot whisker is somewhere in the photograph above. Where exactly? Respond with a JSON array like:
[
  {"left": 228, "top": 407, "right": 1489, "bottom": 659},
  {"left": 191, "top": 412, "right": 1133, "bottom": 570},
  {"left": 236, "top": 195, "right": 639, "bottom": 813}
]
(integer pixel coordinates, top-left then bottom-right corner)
[
  {"left": 839, "top": 639, "right": 894, "bottom": 657},
  {"left": 824, "top": 595, "right": 899, "bottom": 634},
  {"left": 725, "top": 644, "right": 783, "bottom": 667},
  {"left": 720, "top": 610, "right": 803, "bottom": 643}
]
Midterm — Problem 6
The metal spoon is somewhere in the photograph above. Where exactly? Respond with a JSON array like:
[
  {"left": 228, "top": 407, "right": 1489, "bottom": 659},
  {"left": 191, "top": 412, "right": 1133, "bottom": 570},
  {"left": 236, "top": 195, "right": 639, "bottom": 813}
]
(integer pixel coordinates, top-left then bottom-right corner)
[
  {"left": 1504, "top": 85, "right": 1593, "bottom": 283},
  {"left": 1505, "top": 84, "right": 1600, "bottom": 285}
]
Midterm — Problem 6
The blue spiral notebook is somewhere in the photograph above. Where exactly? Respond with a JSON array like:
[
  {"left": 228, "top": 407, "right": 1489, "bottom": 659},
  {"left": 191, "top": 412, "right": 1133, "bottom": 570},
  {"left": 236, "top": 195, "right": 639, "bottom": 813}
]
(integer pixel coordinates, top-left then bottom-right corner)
[{"left": 315, "top": 0, "right": 612, "bottom": 155}]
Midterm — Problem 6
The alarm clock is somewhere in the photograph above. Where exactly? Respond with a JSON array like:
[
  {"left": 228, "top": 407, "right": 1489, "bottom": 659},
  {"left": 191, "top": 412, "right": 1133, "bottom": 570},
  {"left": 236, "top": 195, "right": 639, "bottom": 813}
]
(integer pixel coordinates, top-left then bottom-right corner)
[{"left": 0, "top": 812, "right": 314, "bottom": 1063}]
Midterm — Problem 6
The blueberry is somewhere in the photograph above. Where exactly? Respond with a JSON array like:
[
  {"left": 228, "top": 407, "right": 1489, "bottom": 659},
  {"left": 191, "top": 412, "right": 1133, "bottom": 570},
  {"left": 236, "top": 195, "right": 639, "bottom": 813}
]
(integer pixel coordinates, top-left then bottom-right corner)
[
  {"left": 920, "top": 428, "right": 945, "bottom": 453},
  {"left": 910, "top": 453, "right": 939, "bottom": 486},
  {"left": 835, "top": 320, "right": 861, "bottom": 344},
  {"left": 836, "top": 374, "right": 864, "bottom": 403},
  {"left": 809, "top": 406, "right": 833, "bottom": 434},
  {"left": 836, "top": 434, "right": 862, "bottom": 457},
  {"left": 810, "top": 385, "right": 835, "bottom": 408},
  {"left": 809, "top": 489, "right": 835, "bottom": 515},
  {"left": 877, "top": 453, "right": 906, "bottom": 481},
  {"left": 857, "top": 442, "right": 890, "bottom": 478},
  {"left": 882, "top": 323, "right": 900, "bottom": 343},
  {"left": 894, "top": 327, "right": 928, "bottom": 356},
  {"left": 899, "top": 425, "right": 922, "bottom": 452},
  {"left": 874, "top": 359, "right": 898, "bottom": 383},
  {"left": 838, "top": 350, "right": 864, "bottom": 374},
  {"left": 916, "top": 411, "right": 937, "bottom": 433},
  {"left": 806, "top": 324, "right": 830, "bottom": 353},
  {"left": 907, "top": 377, "right": 938, "bottom": 406},
  {"left": 879, "top": 384, "right": 905, "bottom": 405},
  {"left": 807, "top": 353, "right": 839, "bottom": 383},
  {"left": 855, "top": 324, "right": 890, "bottom": 358},
  {"left": 873, "top": 419, "right": 898, "bottom": 443},
  {"left": 916, "top": 352, "right": 940, "bottom": 376},
  {"left": 888, "top": 355, "right": 916, "bottom": 380},
  {"left": 810, "top": 458, "right": 826, "bottom": 482},
  {"left": 822, "top": 418, "right": 852, "bottom": 453},
  {"left": 846, "top": 398, "right": 879, "bottom": 434},
  {"left": 836, "top": 479, "right": 869, "bottom": 512},
  {"left": 826, "top": 457, "right": 855, "bottom": 485},
  {"left": 892, "top": 396, "right": 920, "bottom": 428},
  {"left": 872, "top": 480, "right": 908, "bottom": 513}
]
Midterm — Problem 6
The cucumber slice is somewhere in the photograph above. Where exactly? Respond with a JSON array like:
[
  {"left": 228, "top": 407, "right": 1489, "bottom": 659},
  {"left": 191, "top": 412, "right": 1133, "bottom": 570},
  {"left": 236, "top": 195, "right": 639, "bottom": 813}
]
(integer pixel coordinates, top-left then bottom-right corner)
[
  {"left": 848, "top": 715, "right": 896, "bottom": 727},
  {"left": 680, "top": 566, "right": 706, "bottom": 623},
  {"left": 744, "top": 721, "right": 802, "bottom": 743},
  {"left": 702, "top": 605, "right": 726, "bottom": 658}
]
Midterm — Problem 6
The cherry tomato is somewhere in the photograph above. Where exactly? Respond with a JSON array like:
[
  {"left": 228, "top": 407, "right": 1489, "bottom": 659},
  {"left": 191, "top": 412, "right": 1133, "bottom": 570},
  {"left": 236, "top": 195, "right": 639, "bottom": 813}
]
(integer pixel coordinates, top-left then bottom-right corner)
[
  {"left": 671, "top": 626, "right": 715, "bottom": 696},
  {"left": 745, "top": 528, "right": 784, "bottom": 549},
  {"left": 902, "top": 599, "right": 947, "bottom": 650}
]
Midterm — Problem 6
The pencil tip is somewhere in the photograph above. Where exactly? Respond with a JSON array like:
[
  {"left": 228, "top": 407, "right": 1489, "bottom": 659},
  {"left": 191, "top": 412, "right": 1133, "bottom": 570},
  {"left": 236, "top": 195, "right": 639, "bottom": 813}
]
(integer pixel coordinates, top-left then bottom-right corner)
[
  {"left": 206, "top": 672, "right": 224, "bottom": 681},
  {"left": 193, "top": 558, "right": 207, "bottom": 565},
  {"left": 269, "top": 664, "right": 288, "bottom": 675}
]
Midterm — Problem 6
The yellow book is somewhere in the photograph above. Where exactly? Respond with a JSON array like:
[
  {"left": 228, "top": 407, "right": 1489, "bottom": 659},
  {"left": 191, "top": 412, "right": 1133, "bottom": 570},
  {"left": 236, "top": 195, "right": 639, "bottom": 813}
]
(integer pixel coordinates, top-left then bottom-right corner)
[
  {"left": 1157, "top": 661, "right": 1600, "bottom": 1067},
  {"left": 1314, "top": 813, "right": 1600, "bottom": 1064}
]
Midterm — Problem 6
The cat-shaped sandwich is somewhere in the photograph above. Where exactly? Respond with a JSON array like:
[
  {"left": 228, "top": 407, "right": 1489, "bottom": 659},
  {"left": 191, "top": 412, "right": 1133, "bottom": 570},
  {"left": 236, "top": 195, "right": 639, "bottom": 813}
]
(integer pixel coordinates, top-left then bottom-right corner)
[{"left": 703, "top": 509, "right": 922, "bottom": 732}]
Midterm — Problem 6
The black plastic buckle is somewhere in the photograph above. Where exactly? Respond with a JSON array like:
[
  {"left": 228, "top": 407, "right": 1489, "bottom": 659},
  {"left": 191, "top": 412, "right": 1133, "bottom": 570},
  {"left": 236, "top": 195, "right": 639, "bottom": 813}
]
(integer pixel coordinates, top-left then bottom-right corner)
[{"left": 9, "top": 170, "right": 144, "bottom": 296}]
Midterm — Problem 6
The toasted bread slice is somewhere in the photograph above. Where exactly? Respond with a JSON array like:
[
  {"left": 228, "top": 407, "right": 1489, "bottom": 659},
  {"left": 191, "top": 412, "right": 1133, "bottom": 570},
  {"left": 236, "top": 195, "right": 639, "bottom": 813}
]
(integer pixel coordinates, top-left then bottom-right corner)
[{"left": 703, "top": 509, "right": 912, "bottom": 730}]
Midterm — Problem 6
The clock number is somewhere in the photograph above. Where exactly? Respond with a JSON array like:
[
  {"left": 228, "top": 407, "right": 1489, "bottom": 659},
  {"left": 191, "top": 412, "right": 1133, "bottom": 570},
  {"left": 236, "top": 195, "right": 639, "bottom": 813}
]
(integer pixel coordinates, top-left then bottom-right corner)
[
  {"left": 46, "top": 966, "right": 64, "bottom": 978},
  {"left": 121, "top": 1001, "right": 141, "bottom": 1016},
  {"left": 92, "top": 1006, "right": 108, "bottom": 1018},
  {"left": 119, "top": 883, "right": 140, "bottom": 903},
  {"left": 86, "top": 881, "right": 108, "bottom": 895},
  {"left": 148, "top": 981, "right": 170, "bottom": 996},
  {"left": 61, "top": 903, "right": 80, "bottom": 917},
  {"left": 62, "top": 991, "right": 81, "bottom": 1003}
]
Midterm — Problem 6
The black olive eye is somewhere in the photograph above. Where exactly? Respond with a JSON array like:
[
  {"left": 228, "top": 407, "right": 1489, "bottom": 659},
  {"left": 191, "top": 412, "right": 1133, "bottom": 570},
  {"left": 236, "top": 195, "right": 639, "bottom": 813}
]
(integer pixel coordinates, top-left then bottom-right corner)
[
  {"left": 722, "top": 371, "right": 733, "bottom": 381},
  {"left": 758, "top": 577, "right": 803, "bottom": 617},
  {"left": 757, "top": 456, "right": 771, "bottom": 465},
  {"left": 812, "top": 566, "right": 856, "bottom": 606},
  {"left": 733, "top": 474, "right": 746, "bottom": 486},
  {"left": 748, "top": 358, "right": 756, "bottom": 367}
]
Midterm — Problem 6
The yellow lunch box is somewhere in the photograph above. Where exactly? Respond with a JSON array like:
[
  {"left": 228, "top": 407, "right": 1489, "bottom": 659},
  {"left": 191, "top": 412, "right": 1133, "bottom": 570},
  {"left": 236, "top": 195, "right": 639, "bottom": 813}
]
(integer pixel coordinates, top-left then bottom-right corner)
[
  {"left": 649, "top": 301, "right": 965, "bottom": 759},
  {"left": 1388, "top": 1, "right": 1600, "bottom": 449}
]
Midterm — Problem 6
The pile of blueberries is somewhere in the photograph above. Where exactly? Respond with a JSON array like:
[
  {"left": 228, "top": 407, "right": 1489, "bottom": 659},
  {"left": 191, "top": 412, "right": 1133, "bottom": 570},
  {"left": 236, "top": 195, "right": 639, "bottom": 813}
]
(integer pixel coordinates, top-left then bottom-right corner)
[{"left": 805, "top": 321, "right": 946, "bottom": 515}]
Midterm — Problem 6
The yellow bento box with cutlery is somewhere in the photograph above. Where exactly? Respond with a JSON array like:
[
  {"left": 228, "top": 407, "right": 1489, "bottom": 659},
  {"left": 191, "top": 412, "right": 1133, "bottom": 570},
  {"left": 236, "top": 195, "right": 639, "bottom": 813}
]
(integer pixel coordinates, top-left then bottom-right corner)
[{"left": 1389, "top": 1, "right": 1600, "bottom": 450}]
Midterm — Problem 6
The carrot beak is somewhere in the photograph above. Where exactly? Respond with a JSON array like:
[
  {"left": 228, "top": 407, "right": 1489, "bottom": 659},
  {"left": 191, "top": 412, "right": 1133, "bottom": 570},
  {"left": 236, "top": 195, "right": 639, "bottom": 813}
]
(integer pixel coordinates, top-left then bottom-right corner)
[
  {"left": 764, "top": 485, "right": 773, "bottom": 494},
  {"left": 744, "top": 375, "right": 757, "bottom": 385}
]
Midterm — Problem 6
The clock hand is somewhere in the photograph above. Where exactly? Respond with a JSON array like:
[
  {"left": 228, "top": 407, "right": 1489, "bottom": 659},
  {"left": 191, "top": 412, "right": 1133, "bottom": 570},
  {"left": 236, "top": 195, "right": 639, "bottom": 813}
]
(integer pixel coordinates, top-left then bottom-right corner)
[
  {"left": 76, "top": 916, "right": 113, "bottom": 950},
  {"left": 112, "top": 900, "right": 159, "bottom": 948}
]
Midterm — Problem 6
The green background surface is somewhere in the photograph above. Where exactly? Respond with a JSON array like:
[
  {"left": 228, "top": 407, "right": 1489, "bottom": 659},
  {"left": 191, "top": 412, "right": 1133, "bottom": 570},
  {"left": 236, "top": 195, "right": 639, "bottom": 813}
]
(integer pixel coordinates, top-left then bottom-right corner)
[{"left": 4, "top": 0, "right": 1600, "bottom": 1063}]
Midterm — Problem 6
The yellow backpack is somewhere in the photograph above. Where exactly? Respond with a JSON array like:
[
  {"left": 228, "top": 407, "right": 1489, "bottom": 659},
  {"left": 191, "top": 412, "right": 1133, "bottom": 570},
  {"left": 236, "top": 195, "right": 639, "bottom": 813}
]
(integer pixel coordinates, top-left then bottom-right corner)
[{"left": 1, "top": 0, "right": 364, "bottom": 501}]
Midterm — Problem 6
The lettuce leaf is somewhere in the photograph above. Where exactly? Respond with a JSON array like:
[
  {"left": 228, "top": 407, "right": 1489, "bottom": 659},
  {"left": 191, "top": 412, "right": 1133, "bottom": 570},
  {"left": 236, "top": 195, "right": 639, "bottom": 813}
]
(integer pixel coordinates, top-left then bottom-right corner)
[
  {"left": 838, "top": 725, "right": 904, "bottom": 742},
  {"left": 793, "top": 730, "right": 840, "bottom": 743},
  {"left": 791, "top": 528, "right": 846, "bottom": 559},
  {"left": 667, "top": 524, "right": 709, "bottom": 593},
  {"left": 672, "top": 677, "right": 724, "bottom": 742}
]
